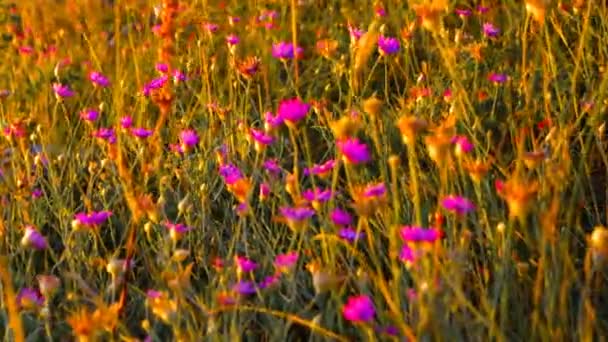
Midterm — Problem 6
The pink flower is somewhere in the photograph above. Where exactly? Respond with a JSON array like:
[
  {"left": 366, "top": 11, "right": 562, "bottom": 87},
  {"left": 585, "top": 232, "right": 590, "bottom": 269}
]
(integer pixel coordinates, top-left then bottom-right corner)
[
  {"left": 274, "top": 252, "right": 298, "bottom": 272},
  {"left": 74, "top": 210, "right": 112, "bottom": 227},
  {"left": 89, "top": 71, "right": 110, "bottom": 88},
  {"left": 52, "top": 83, "right": 75, "bottom": 99},
  {"left": 131, "top": 127, "right": 153, "bottom": 139},
  {"left": 271, "top": 41, "right": 303, "bottom": 60},
  {"left": 378, "top": 36, "right": 400, "bottom": 55},
  {"left": 337, "top": 138, "right": 371, "bottom": 164},
  {"left": 441, "top": 195, "right": 476, "bottom": 215},
  {"left": 338, "top": 227, "right": 364, "bottom": 243},
  {"left": 80, "top": 108, "right": 100, "bottom": 122},
  {"left": 226, "top": 34, "right": 240, "bottom": 46},
  {"left": 235, "top": 256, "right": 258, "bottom": 273},
  {"left": 330, "top": 208, "right": 353, "bottom": 226},
  {"left": 343, "top": 295, "right": 375, "bottom": 323},
  {"left": 21, "top": 225, "right": 48, "bottom": 250},
  {"left": 277, "top": 98, "right": 310, "bottom": 125},
  {"left": 232, "top": 280, "right": 257, "bottom": 295},
  {"left": 304, "top": 159, "right": 336, "bottom": 177},
  {"left": 483, "top": 22, "right": 500, "bottom": 38},
  {"left": 488, "top": 72, "right": 508, "bottom": 84},
  {"left": 16, "top": 288, "right": 44, "bottom": 310},
  {"left": 400, "top": 226, "right": 442, "bottom": 243},
  {"left": 250, "top": 128, "right": 274, "bottom": 147},
  {"left": 302, "top": 188, "right": 333, "bottom": 203},
  {"left": 363, "top": 183, "right": 386, "bottom": 197},
  {"left": 180, "top": 129, "right": 199, "bottom": 150},
  {"left": 120, "top": 116, "right": 133, "bottom": 129},
  {"left": 451, "top": 135, "right": 474, "bottom": 155}
]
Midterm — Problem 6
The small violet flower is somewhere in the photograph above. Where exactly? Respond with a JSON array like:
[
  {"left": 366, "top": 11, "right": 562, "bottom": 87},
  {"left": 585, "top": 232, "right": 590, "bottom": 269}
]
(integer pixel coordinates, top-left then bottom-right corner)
[
  {"left": 378, "top": 36, "right": 400, "bottom": 56},
  {"left": 343, "top": 295, "right": 375, "bottom": 323},
  {"left": 337, "top": 138, "right": 371, "bottom": 164}
]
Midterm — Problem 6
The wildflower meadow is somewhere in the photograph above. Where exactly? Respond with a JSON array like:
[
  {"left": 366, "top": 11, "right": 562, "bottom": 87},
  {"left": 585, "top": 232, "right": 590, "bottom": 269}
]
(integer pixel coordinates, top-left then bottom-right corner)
[{"left": 1, "top": 0, "right": 608, "bottom": 340}]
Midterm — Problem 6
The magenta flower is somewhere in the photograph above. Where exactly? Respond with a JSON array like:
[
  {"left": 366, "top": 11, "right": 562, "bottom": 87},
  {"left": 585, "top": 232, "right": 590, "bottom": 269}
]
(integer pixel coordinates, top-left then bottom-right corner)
[
  {"left": 258, "top": 274, "right": 280, "bottom": 289},
  {"left": 250, "top": 128, "right": 274, "bottom": 146},
  {"left": 79, "top": 108, "right": 100, "bottom": 122},
  {"left": 343, "top": 295, "right": 375, "bottom": 323},
  {"left": 164, "top": 222, "right": 192, "bottom": 239},
  {"left": 483, "top": 22, "right": 500, "bottom": 38},
  {"left": 173, "top": 69, "right": 187, "bottom": 83},
  {"left": 259, "top": 183, "right": 271, "bottom": 200},
  {"left": 263, "top": 159, "right": 281, "bottom": 176},
  {"left": 219, "top": 163, "right": 243, "bottom": 184},
  {"left": 203, "top": 22, "right": 219, "bottom": 33},
  {"left": 280, "top": 206, "right": 315, "bottom": 222},
  {"left": 337, "top": 138, "right": 371, "bottom": 164},
  {"left": 455, "top": 8, "right": 472, "bottom": 17},
  {"left": 478, "top": 6, "right": 490, "bottom": 14},
  {"left": 232, "top": 280, "right": 257, "bottom": 295},
  {"left": 156, "top": 62, "right": 169, "bottom": 73},
  {"left": 89, "top": 71, "right": 110, "bottom": 88},
  {"left": 180, "top": 129, "right": 199, "bottom": 149},
  {"left": 302, "top": 188, "right": 333, "bottom": 203},
  {"left": 277, "top": 98, "right": 310, "bottom": 125},
  {"left": 271, "top": 41, "right": 303, "bottom": 60},
  {"left": 226, "top": 34, "right": 240, "bottom": 46},
  {"left": 274, "top": 251, "right": 298, "bottom": 272},
  {"left": 400, "top": 244, "right": 422, "bottom": 264},
  {"left": 348, "top": 25, "right": 365, "bottom": 43},
  {"left": 92, "top": 127, "right": 116, "bottom": 144},
  {"left": 330, "top": 208, "right": 353, "bottom": 226},
  {"left": 52, "top": 83, "right": 75, "bottom": 99},
  {"left": 74, "top": 210, "right": 112, "bottom": 227},
  {"left": 16, "top": 288, "right": 44, "bottom": 310},
  {"left": 400, "top": 226, "right": 442, "bottom": 243},
  {"left": 442, "top": 195, "right": 476, "bottom": 215},
  {"left": 488, "top": 72, "right": 508, "bottom": 84},
  {"left": 378, "top": 36, "right": 400, "bottom": 56},
  {"left": 235, "top": 256, "right": 258, "bottom": 273},
  {"left": 304, "top": 159, "right": 336, "bottom": 177},
  {"left": 32, "top": 188, "right": 43, "bottom": 199},
  {"left": 363, "top": 183, "right": 386, "bottom": 197},
  {"left": 451, "top": 135, "right": 474, "bottom": 155},
  {"left": 338, "top": 227, "right": 364, "bottom": 243},
  {"left": 264, "top": 111, "right": 284, "bottom": 130},
  {"left": 120, "top": 116, "right": 133, "bottom": 129},
  {"left": 21, "top": 225, "right": 48, "bottom": 250},
  {"left": 142, "top": 75, "right": 168, "bottom": 96},
  {"left": 131, "top": 127, "right": 153, "bottom": 139}
]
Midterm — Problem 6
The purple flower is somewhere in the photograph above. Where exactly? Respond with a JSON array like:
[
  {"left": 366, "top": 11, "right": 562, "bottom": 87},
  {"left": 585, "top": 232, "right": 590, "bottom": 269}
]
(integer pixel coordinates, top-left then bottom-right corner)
[
  {"left": 120, "top": 116, "right": 133, "bottom": 129},
  {"left": 89, "top": 71, "right": 110, "bottom": 88},
  {"left": 16, "top": 288, "right": 44, "bottom": 310},
  {"left": 52, "top": 83, "right": 75, "bottom": 99},
  {"left": 259, "top": 183, "right": 271, "bottom": 199},
  {"left": 263, "top": 159, "right": 281, "bottom": 176},
  {"left": 180, "top": 129, "right": 199, "bottom": 149},
  {"left": 277, "top": 98, "right": 310, "bottom": 125},
  {"left": 304, "top": 159, "right": 336, "bottom": 177},
  {"left": 219, "top": 164, "right": 243, "bottom": 184},
  {"left": 92, "top": 127, "right": 116, "bottom": 144},
  {"left": 173, "top": 69, "right": 187, "bottom": 82},
  {"left": 488, "top": 72, "right": 507, "bottom": 84},
  {"left": 483, "top": 22, "right": 500, "bottom": 38},
  {"left": 280, "top": 206, "right": 315, "bottom": 222},
  {"left": 337, "top": 138, "right": 371, "bottom": 164},
  {"left": 400, "top": 226, "right": 442, "bottom": 243},
  {"left": 250, "top": 129, "right": 274, "bottom": 146},
  {"left": 232, "top": 280, "right": 257, "bottom": 295},
  {"left": 203, "top": 22, "right": 219, "bottom": 33},
  {"left": 478, "top": 6, "right": 490, "bottom": 14},
  {"left": 74, "top": 210, "right": 112, "bottom": 227},
  {"left": 131, "top": 127, "right": 153, "bottom": 139},
  {"left": 79, "top": 108, "right": 100, "bottom": 122},
  {"left": 343, "top": 295, "right": 375, "bottom": 323},
  {"left": 274, "top": 251, "right": 298, "bottom": 272},
  {"left": 330, "top": 208, "right": 353, "bottom": 226},
  {"left": 378, "top": 36, "right": 400, "bottom": 56},
  {"left": 271, "top": 41, "right": 303, "bottom": 60},
  {"left": 235, "top": 256, "right": 258, "bottom": 273},
  {"left": 400, "top": 244, "right": 422, "bottom": 264},
  {"left": 32, "top": 188, "right": 43, "bottom": 199},
  {"left": 156, "top": 62, "right": 169, "bottom": 73},
  {"left": 302, "top": 188, "right": 333, "bottom": 203},
  {"left": 348, "top": 25, "right": 365, "bottom": 43},
  {"left": 338, "top": 227, "right": 364, "bottom": 243},
  {"left": 21, "top": 225, "right": 48, "bottom": 250},
  {"left": 451, "top": 135, "right": 474, "bottom": 155},
  {"left": 164, "top": 222, "right": 192, "bottom": 240},
  {"left": 264, "top": 111, "right": 284, "bottom": 130},
  {"left": 363, "top": 183, "right": 386, "bottom": 197},
  {"left": 258, "top": 274, "right": 280, "bottom": 289},
  {"left": 226, "top": 34, "right": 240, "bottom": 46},
  {"left": 142, "top": 75, "right": 168, "bottom": 96},
  {"left": 442, "top": 195, "right": 476, "bottom": 215}
]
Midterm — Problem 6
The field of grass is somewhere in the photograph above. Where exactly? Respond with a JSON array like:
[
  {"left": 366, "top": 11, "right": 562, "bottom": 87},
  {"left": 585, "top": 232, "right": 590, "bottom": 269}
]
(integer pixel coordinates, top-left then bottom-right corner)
[{"left": 0, "top": 0, "right": 607, "bottom": 340}]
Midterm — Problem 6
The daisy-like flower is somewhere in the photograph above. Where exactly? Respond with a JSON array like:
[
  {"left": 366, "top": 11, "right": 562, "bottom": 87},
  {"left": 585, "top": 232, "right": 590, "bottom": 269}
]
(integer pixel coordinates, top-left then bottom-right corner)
[
  {"left": 80, "top": 108, "right": 100, "bottom": 122},
  {"left": 89, "top": 71, "right": 110, "bottom": 88},
  {"left": 304, "top": 159, "right": 336, "bottom": 177},
  {"left": 235, "top": 256, "right": 258, "bottom": 273},
  {"left": 277, "top": 98, "right": 310, "bottom": 127},
  {"left": 330, "top": 208, "right": 353, "bottom": 226},
  {"left": 131, "top": 127, "right": 153, "bottom": 139},
  {"left": 441, "top": 195, "right": 476, "bottom": 215},
  {"left": 343, "top": 295, "right": 375, "bottom": 323},
  {"left": 271, "top": 41, "right": 303, "bottom": 60},
  {"left": 274, "top": 251, "right": 298, "bottom": 273},
  {"left": 488, "top": 72, "right": 508, "bottom": 84},
  {"left": 337, "top": 138, "right": 371, "bottom": 164},
  {"left": 21, "top": 225, "right": 48, "bottom": 250},
  {"left": 482, "top": 22, "right": 500, "bottom": 38},
  {"left": 53, "top": 83, "right": 75, "bottom": 99},
  {"left": 180, "top": 129, "right": 199, "bottom": 151},
  {"left": 280, "top": 206, "right": 315, "bottom": 231},
  {"left": 400, "top": 226, "right": 442, "bottom": 243},
  {"left": 73, "top": 210, "right": 112, "bottom": 229},
  {"left": 378, "top": 35, "right": 400, "bottom": 56}
]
